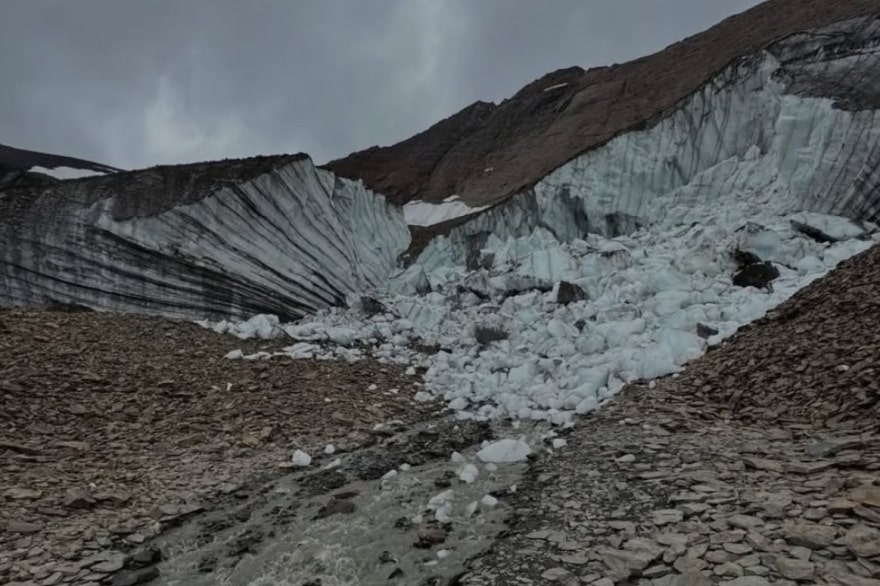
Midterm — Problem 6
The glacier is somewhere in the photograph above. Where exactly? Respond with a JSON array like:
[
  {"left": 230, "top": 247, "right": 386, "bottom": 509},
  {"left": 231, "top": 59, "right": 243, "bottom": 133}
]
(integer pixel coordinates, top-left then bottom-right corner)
[
  {"left": 0, "top": 155, "right": 409, "bottom": 320},
  {"left": 210, "top": 16, "right": 880, "bottom": 424}
]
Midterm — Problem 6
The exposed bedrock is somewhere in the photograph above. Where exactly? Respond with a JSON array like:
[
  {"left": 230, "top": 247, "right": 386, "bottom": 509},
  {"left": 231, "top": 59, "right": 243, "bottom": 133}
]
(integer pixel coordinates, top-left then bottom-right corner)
[
  {"left": 417, "top": 16, "right": 880, "bottom": 269},
  {"left": 0, "top": 155, "right": 409, "bottom": 320}
]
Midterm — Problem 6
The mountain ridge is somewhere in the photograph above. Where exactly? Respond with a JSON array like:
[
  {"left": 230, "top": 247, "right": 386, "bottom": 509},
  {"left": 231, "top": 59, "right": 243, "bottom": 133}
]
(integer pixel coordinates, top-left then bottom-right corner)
[{"left": 324, "top": 0, "right": 880, "bottom": 208}]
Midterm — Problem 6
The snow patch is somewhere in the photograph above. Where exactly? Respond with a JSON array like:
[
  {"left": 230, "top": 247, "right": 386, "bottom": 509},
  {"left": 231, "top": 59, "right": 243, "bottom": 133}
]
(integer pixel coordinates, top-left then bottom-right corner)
[
  {"left": 29, "top": 165, "right": 107, "bottom": 180},
  {"left": 403, "top": 196, "right": 489, "bottom": 227}
]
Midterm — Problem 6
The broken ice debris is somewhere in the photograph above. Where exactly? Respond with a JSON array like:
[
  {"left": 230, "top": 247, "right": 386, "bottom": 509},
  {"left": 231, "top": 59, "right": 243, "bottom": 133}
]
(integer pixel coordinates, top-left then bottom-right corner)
[
  {"left": 291, "top": 450, "right": 312, "bottom": 467},
  {"left": 476, "top": 438, "right": 531, "bottom": 463}
]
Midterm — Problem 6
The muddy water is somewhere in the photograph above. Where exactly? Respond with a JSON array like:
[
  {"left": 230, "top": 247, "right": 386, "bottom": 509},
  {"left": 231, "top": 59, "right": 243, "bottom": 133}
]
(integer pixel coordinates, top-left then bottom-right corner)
[{"left": 149, "top": 420, "right": 546, "bottom": 586}]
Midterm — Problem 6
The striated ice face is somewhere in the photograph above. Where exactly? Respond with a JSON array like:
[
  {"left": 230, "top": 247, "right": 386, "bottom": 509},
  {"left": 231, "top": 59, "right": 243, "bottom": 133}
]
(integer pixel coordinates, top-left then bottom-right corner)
[
  {"left": 418, "top": 50, "right": 880, "bottom": 269},
  {"left": 0, "top": 157, "right": 410, "bottom": 320}
]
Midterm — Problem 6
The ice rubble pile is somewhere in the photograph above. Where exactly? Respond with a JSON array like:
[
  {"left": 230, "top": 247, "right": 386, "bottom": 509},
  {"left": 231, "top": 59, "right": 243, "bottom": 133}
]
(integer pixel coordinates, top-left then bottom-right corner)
[{"left": 215, "top": 198, "right": 876, "bottom": 424}]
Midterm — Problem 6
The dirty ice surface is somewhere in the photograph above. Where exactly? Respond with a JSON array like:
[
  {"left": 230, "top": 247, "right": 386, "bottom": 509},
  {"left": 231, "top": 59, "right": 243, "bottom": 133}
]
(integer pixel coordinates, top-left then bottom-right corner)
[
  {"left": 207, "top": 198, "right": 877, "bottom": 425},
  {"left": 403, "top": 195, "right": 489, "bottom": 226}
]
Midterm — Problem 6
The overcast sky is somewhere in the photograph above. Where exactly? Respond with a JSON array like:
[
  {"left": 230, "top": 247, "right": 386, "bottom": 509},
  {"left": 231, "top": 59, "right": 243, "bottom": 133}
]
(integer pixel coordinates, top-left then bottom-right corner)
[{"left": 1, "top": 0, "right": 762, "bottom": 169}]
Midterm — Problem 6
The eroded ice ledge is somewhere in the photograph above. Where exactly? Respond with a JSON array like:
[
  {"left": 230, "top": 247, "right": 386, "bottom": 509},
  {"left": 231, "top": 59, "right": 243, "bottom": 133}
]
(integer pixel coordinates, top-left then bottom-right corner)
[{"left": 0, "top": 155, "right": 409, "bottom": 320}]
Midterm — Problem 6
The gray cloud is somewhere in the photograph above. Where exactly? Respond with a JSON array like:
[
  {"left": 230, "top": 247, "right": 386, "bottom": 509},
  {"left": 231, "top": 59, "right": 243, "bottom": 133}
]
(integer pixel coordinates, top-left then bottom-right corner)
[{"left": 0, "top": 0, "right": 762, "bottom": 169}]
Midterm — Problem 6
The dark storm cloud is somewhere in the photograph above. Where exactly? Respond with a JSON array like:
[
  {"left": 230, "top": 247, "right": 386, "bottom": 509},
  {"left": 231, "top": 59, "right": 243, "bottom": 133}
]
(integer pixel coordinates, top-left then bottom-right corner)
[{"left": 0, "top": 0, "right": 762, "bottom": 169}]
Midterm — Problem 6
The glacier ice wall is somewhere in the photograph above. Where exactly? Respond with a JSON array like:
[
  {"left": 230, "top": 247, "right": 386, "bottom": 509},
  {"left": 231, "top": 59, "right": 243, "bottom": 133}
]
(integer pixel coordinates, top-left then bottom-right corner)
[
  {"left": 0, "top": 156, "right": 409, "bottom": 320},
  {"left": 417, "top": 17, "right": 880, "bottom": 269}
]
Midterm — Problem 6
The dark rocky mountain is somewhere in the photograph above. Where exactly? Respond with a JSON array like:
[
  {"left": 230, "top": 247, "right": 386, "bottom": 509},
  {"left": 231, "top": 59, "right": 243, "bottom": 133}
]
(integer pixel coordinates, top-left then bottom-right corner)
[{"left": 325, "top": 0, "right": 880, "bottom": 208}]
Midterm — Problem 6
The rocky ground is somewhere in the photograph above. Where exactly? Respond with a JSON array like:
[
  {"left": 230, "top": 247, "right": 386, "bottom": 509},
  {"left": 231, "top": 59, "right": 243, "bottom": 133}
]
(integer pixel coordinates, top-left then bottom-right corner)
[
  {"left": 0, "top": 310, "right": 433, "bottom": 586},
  {"left": 460, "top": 399, "right": 880, "bottom": 586},
  {"left": 3, "top": 245, "right": 880, "bottom": 585}
]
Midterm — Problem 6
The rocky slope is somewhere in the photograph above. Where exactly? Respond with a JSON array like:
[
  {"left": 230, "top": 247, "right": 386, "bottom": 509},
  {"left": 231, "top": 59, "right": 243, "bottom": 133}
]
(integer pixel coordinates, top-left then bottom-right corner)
[
  {"left": 326, "top": 0, "right": 880, "bottom": 210},
  {"left": 0, "top": 155, "right": 409, "bottom": 320},
  {"left": 0, "top": 309, "right": 431, "bottom": 586}
]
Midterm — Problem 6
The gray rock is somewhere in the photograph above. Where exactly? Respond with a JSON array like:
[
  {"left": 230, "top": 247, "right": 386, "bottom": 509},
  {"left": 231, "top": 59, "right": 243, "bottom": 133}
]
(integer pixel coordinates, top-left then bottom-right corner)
[
  {"left": 539, "top": 567, "right": 570, "bottom": 581},
  {"left": 600, "top": 548, "right": 656, "bottom": 575},
  {"left": 785, "top": 523, "right": 837, "bottom": 549},
  {"left": 721, "top": 577, "right": 771, "bottom": 586},
  {"left": 844, "top": 524, "right": 880, "bottom": 558},
  {"left": 6, "top": 520, "right": 41, "bottom": 534},
  {"left": 652, "top": 509, "right": 684, "bottom": 525},
  {"left": 727, "top": 514, "right": 764, "bottom": 530},
  {"left": 662, "top": 571, "right": 712, "bottom": 586},
  {"left": 556, "top": 281, "right": 587, "bottom": 305},
  {"left": 91, "top": 556, "right": 126, "bottom": 573},
  {"left": 773, "top": 557, "right": 815, "bottom": 581},
  {"left": 110, "top": 567, "right": 160, "bottom": 586},
  {"left": 713, "top": 561, "right": 743, "bottom": 577}
]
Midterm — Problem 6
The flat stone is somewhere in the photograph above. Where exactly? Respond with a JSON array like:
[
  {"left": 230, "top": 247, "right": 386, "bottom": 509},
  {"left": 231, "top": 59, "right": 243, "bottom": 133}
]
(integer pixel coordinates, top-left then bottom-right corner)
[
  {"left": 710, "top": 530, "right": 745, "bottom": 544},
  {"left": 652, "top": 509, "right": 684, "bottom": 525},
  {"left": 854, "top": 504, "right": 880, "bottom": 524},
  {"left": 722, "top": 578, "right": 771, "bottom": 586},
  {"left": 643, "top": 564, "right": 671, "bottom": 578},
  {"left": 785, "top": 523, "right": 837, "bottom": 549},
  {"left": 849, "top": 484, "right": 880, "bottom": 508},
  {"left": 728, "top": 515, "right": 764, "bottom": 530},
  {"left": 91, "top": 556, "right": 125, "bottom": 573},
  {"left": 539, "top": 567, "right": 570, "bottom": 581},
  {"left": 664, "top": 570, "right": 711, "bottom": 586},
  {"left": 714, "top": 561, "right": 744, "bottom": 577},
  {"left": 823, "top": 568, "right": 880, "bottom": 586},
  {"left": 6, "top": 520, "right": 41, "bottom": 534},
  {"left": 724, "top": 542, "right": 753, "bottom": 555},
  {"left": 828, "top": 498, "right": 858, "bottom": 514},
  {"left": 844, "top": 524, "right": 880, "bottom": 558},
  {"left": 600, "top": 548, "right": 655, "bottom": 575},
  {"left": 743, "top": 458, "right": 783, "bottom": 473},
  {"left": 745, "top": 565, "right": 770, "bottom": 576},
  {"left": 680, "top": 503, "right": 711, "bottom": 517},
  {"left": 557, "top": 553, "right": 589, "bottom": 565},
  {"left": 706, "top": 550, "right": 731, "bottom": 563},
  {"left": 525, "top": 530, "right": 554, "bottom": 540},
  {"left": 774, "top": 557, "right": 815, "bottom": 581},
  {"left": 4, "top": 488, "right": 43, "bottom": 500},
  {"left": 673, "top": 556, "right": 708, "bottom": 574},
  {"left": 656, "top": 533, "right": 688, "bottom": 547},
  {"left": 63, "top": 489, "right": 94, "bottom": 509},
  {"left": 786, "top": 461, "right": 835, "bottom": 474},
  {"left": 110, "top": 567, "right": 159, "bottom": 586}
]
